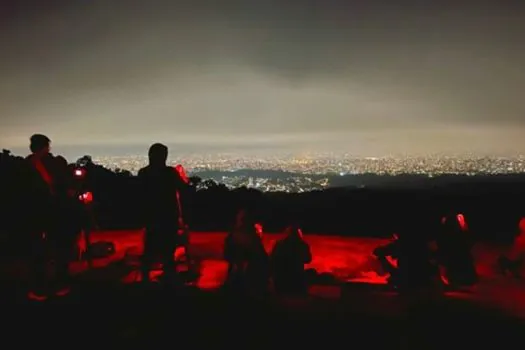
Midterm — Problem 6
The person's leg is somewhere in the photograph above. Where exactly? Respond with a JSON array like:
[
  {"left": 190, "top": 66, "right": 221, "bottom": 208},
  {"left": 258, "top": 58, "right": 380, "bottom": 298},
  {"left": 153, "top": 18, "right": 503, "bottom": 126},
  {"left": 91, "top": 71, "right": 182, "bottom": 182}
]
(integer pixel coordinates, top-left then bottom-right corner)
[
  {"left": 161, "top": 229, "right": 178, "bottom": 280},
  {"left": 54, "top": 232, "right": 75, "bottom": 295},
  {"left": 455, "top": 255, "right": 478, "bottom": 286},
  {"left": 141, "top": 229, "right": 156, "bottom": 283},
  {"left": 225, "top": 262, "right": 237, "bottom": 286},
  {"left": 225, "top": 261, "right": 245, "bottom": 290},
  {"left": 28, "top": 232, "right": 50, "bottom": 300}
]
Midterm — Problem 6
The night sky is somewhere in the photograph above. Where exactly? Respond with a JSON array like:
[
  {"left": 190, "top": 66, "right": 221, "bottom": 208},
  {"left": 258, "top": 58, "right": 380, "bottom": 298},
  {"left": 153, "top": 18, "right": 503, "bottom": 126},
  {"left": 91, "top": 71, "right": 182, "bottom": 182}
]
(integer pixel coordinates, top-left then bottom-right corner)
[{"left": 1, "top": 1, "right": 524, "bottom": 156}]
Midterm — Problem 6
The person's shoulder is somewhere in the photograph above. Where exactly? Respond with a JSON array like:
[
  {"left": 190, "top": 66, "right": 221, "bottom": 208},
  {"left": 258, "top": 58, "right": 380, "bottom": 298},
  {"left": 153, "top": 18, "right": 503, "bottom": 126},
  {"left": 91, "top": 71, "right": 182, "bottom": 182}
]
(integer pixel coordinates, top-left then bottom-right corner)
[
  {"left": 137, "top": 166, "right": 150, "bottom": 176},
  {"left": 21, "top": 155, "right": 36, "bottom": 174},
  {"left": 37, "top": 153, "right": 53, "bottom": 164},
  {"left": 23, "top": 154, "right": 40, "bottom": 170},
  {"left": 23, "top": 155, "right": 34, "bottom": 167},
  {"left": 160, "top": 165, "right": 176, "bottom": 178}
]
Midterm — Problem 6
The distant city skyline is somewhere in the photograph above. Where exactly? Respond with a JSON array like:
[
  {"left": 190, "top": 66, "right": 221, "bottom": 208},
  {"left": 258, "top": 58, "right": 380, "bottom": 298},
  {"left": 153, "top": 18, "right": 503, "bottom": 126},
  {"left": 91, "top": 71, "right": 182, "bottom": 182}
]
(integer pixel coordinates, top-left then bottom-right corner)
[{"left": 54, "top": 152, "right": 525, "bottom": 191}]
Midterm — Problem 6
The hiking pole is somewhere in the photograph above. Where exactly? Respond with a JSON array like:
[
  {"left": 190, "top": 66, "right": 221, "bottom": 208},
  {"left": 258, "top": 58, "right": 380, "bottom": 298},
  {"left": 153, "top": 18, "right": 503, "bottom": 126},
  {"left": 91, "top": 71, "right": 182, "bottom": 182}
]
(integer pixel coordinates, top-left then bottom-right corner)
[{"left": 73, "top": 166, "right": 98, "bottom": 269}]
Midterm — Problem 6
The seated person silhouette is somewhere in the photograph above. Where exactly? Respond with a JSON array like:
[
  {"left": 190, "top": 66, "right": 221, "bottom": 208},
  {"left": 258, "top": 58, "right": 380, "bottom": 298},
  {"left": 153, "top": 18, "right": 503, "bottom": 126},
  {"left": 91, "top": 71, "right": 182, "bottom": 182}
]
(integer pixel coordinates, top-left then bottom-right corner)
[
  {"left": 498, "top": 217, "right": 525, "bottom": 278},
  {"left": 373, "top": 233, "right": 400, "bottom": 280},
  {"left": 224, "top": 209, "right": 269, "bottom": 292},
  {"left": 373, "top": 230, "right": 438, "bottom": 290},
  {"left": 270, "top": 224, "right": 312, "bottom": 295},
  {"left": 138, "top": 143, "right": 188, "bottom": 283},
  {"left": 436, "top": 213, "right": 477, "bottom": 287}
]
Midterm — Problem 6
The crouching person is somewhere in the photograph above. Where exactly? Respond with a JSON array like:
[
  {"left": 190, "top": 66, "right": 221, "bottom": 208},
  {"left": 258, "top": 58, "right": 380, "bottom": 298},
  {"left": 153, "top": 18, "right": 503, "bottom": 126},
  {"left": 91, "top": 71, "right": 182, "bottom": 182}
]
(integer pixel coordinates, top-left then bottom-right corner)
[{"left": 373, "top": 231, "right": 438, "bottom": 291}]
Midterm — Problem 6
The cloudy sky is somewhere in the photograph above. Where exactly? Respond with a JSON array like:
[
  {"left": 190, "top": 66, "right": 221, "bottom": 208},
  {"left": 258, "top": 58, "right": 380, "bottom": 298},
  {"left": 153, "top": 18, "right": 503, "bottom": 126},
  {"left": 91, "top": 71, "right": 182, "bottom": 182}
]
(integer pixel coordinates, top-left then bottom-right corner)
[{"left": 1, "top": 0, "right": 524, "bottom": 156}]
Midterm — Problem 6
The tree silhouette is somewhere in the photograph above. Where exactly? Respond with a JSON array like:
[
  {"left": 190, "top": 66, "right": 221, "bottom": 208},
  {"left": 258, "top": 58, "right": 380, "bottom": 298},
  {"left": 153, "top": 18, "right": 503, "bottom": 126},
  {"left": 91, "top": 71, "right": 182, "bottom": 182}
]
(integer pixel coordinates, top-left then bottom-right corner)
[
  {"left": 203, "top": 179, "right": 218, "bottom": 189},
  {"left": 76, "top": 155, "right": 93, "bottom": 167},
  {"left": 189, "top": 175, "right": 202, "bottom": 187},
  {"left": 115, "top": 168, "right": 132, "bottom": 177}
]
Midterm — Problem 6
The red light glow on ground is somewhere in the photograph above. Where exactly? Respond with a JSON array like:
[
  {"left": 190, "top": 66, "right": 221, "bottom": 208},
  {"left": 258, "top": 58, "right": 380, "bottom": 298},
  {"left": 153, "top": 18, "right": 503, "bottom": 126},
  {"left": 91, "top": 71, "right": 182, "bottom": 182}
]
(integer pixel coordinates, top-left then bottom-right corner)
[
  {"left": 2, "top": 230, "right": 524, "bottom": 317},
  {"left": 74, "top": 231, "right": 525, "bottom": 315}
]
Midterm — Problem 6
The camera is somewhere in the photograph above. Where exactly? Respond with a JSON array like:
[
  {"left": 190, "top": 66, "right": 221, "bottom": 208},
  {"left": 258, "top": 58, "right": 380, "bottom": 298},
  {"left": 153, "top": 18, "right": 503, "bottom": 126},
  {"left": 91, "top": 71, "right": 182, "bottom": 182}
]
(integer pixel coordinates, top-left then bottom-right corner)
[{"left": 71, "top": 166, "right": 92, "bottom": 203}]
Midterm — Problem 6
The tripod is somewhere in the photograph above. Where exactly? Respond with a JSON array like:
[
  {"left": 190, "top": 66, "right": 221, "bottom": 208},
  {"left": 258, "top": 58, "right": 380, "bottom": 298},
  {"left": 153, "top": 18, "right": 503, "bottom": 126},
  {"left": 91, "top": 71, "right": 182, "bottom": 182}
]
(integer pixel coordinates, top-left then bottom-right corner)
[{"left": 77, "top": 192, "right": 98, "bottom": 268}]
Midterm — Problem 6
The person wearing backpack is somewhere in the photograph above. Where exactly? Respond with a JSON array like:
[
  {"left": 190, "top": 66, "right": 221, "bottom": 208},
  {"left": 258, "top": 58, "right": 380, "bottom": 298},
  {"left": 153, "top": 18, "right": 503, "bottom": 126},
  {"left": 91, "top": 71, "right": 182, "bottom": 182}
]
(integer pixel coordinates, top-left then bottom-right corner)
[{"left": 25, "top": 134, "right": 72, "bottom": 300}]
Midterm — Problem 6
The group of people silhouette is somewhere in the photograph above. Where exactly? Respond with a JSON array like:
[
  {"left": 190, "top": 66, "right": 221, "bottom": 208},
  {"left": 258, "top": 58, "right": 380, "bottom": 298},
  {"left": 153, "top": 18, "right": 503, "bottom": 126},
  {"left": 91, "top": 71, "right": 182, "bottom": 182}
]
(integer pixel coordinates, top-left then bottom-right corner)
[
  {"left": 3, "top": 133, "right": 525, "bottom": 301},
  {"left": 373, "top": 213, "right": 477, "bottom": 291},
  {"left": 13, "top": 134, "right": 314, "bottom": 300},
  {"left": 224, "top": 209, "right": 312, "bottom": 295}
]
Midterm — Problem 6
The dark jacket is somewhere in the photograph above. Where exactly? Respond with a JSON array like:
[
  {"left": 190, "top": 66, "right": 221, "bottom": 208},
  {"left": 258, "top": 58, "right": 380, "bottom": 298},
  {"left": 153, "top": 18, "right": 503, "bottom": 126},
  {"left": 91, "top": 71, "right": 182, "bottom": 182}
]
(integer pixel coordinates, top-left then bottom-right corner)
[{"left": 137, "top": 165, "right": 187, "bottom": 228}]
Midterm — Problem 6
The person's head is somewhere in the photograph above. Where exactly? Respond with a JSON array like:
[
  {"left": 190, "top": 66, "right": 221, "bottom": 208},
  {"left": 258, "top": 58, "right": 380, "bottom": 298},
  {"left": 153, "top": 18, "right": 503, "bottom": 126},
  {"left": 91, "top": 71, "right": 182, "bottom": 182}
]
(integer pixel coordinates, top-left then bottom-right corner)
[
  {"left": 235, "top": 209, "right": 247, "bottom": 228},
  {"left": 29, "top": 134, "right": 51, "bottom": 155},
  {"left": 148, "top": 143, "right": 168, "bottom": 167}
]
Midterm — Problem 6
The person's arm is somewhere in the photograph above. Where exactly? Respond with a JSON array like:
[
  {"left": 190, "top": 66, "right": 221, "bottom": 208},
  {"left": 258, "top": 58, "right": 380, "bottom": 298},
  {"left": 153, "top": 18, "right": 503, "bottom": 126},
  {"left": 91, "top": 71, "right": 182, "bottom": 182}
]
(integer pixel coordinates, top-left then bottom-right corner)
[
  {"left": 136, "top": 169, "right": 148, "bottom": 228},
  {"left": 173, "top": 170, "right": 191, "bottom": 226},
  {"left": 302, "top": 242, "right": 312, "bottom": 264}
]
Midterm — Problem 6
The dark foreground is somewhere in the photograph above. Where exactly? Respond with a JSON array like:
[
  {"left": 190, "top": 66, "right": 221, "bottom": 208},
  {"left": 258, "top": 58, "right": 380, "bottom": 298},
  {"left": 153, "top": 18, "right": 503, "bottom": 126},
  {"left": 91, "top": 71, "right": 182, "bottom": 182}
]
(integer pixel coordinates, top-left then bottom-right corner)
[
  {"left": 2, "top": 231, "right": 525, "bottom": 348},
  {"left": 3, "top": 282, "right": 525, "bottom": 348}
]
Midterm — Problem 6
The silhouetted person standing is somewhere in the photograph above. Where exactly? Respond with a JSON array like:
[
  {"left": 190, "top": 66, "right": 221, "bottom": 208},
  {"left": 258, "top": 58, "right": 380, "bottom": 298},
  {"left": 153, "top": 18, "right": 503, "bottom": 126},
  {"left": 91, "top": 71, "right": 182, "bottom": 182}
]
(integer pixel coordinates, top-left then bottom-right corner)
[
  {"left": 25, "top": 134, "right": 70, "bottom": 300},
  {"left": 271, "top": 225, "right": 312, "bottom": 295},
  {"left": 138, "top": 143, "right": 188, "bottom": 283}
]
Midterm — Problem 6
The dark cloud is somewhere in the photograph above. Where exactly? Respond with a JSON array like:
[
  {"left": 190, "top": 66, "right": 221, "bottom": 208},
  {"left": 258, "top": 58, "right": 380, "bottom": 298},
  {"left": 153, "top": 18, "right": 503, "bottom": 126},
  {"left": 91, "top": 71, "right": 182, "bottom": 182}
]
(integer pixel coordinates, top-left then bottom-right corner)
[{"left": 1, "top": 0, "right": 524, "bottom": 155}]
